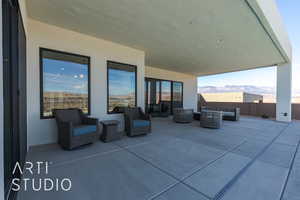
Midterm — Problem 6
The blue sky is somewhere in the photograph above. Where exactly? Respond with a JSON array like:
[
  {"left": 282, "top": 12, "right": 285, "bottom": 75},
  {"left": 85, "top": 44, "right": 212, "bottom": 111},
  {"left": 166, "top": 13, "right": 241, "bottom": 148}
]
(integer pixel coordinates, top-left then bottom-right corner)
[
  {"left": 108, "top": 69, "right": 135, "bottom": 96},
  {"left": 44, "top": 59, "right": 136, "bottom": 96},
  {"left": 198, "top": 0, "right": 300, "bottom": 95},
  {"left": 44, "top": 59, "right": 88, "bottom": 94}
]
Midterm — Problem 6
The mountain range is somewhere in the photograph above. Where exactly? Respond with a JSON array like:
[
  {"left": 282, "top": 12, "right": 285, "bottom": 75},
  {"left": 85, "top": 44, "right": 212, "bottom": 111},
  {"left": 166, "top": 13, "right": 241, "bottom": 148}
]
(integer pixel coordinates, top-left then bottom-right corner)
[
  {"left": 198, "top": 85, "right": 276, "bottom": 95},
  {"left": 198, "top": 85, "right": 300, "bottom": 103}
]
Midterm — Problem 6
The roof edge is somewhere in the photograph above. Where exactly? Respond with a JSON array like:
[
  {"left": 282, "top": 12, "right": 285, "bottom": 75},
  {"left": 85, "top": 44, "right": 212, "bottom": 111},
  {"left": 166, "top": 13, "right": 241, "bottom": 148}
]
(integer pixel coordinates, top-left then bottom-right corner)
[{"left": 245, "top": 0, "right": 292, "bottom": 63}]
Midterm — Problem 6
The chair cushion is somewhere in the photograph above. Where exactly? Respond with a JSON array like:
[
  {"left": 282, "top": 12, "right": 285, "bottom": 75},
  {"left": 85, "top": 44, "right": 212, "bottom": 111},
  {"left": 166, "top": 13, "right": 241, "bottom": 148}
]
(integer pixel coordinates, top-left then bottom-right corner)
[
  {"left": 223, "top": 111, "right": 235, "bottom": 117},
  {"left": 73, "top": 125, "right": 97, "bottom": 136},
  {"left": 133, "top": 120, "right": 150, "bottom": 128}
]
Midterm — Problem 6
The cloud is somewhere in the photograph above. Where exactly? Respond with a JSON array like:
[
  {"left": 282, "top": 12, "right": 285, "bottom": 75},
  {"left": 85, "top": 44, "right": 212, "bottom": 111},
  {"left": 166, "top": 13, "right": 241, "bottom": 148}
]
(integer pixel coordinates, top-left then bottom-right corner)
[{"left": 73, "top": 84, "right": 86, "bottom": 89}]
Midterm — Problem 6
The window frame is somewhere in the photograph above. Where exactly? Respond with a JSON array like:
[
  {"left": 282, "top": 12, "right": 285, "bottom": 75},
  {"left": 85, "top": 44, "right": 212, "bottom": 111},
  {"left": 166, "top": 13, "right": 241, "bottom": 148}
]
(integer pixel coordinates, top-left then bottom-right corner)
[
  {"left": 172, "top": 81, "right": 184, "bottom": 108},
  {"left": 39, "top": 47, "right": 91, "bottom": 119},
  {"left": 107, "top": 60, "right": 138, "bottom": 114},
  {"left": 145, "top": 77, "right": 184, "bottom": 114}
]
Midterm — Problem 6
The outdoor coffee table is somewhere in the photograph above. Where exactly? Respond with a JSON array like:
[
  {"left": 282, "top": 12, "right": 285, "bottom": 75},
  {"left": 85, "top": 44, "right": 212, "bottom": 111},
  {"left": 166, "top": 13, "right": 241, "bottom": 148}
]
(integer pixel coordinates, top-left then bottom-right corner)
[{"left": 100, "top": 120, "right": 122, "bottom": 142}]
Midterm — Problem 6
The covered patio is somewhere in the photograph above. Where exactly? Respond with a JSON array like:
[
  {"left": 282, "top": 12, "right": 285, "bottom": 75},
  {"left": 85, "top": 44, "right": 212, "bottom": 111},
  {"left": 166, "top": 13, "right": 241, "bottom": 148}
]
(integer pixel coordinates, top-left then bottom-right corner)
[
  {"left": 18, "top": 117, "right": 300, "bottom": 200},
  {"left": 1, "top": 0, "right": 296, "bottom": 199}
]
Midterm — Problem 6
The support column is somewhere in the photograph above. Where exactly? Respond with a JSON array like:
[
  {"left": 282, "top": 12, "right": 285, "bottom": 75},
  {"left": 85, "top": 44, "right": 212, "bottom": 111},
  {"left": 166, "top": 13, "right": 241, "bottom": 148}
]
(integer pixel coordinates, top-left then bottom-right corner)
[{"left": 276, "top": 63, "right": 292, "bottom": 122}]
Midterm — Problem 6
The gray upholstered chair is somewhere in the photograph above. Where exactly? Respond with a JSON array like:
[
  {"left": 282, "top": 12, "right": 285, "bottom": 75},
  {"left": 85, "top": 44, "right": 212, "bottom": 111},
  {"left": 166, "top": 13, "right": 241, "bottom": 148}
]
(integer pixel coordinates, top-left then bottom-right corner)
[
  {"left": 173, "top": 108, "right": 193, "bottom": 123},
  {"left": 200, "top": 110, "right": 223, "bottom": 129},
  {"left": 124, "top": 107, "right": 151, "bottom": 137},
  {"left": 53, "top": 108, "right": 100, "bottom": 150}
]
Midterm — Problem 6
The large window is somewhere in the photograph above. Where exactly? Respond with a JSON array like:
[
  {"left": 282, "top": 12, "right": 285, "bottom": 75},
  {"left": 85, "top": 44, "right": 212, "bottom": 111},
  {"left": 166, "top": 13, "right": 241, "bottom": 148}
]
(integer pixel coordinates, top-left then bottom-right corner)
[
  {"left": 107, "top": 61, "right": 137, "bottom": 113},
  {"left": 40, "top": 48, "right": 90, "bottom": 118}
]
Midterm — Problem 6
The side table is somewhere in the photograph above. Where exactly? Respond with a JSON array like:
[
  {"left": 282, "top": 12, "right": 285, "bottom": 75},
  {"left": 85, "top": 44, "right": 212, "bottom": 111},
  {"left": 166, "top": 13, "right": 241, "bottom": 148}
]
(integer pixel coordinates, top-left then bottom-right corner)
[{"left": 100, "top": 120, "right": 122, "bottom": 142}]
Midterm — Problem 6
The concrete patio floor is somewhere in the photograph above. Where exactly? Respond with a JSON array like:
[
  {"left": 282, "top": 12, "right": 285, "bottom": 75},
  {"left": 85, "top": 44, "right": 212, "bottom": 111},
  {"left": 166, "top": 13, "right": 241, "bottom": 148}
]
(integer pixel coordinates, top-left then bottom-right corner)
[{"left": 18, "top": 117, "right": 300, "bottom": 200}]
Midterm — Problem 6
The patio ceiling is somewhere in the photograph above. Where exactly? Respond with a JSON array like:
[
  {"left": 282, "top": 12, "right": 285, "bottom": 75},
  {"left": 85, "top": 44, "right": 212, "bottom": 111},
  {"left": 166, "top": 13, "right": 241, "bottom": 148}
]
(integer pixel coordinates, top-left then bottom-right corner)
[{"left": 26, "top": 0, "right": 290, "bottom": 76}]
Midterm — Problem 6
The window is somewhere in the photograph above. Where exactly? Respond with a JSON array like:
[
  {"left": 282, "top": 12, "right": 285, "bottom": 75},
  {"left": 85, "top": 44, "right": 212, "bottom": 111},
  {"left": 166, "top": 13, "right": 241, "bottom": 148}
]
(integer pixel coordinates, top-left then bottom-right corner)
[
  {"left": 172, "top": 82, "right": 183, "bottom": 109},
  {"left": 107, "top": 61, "right": 137, "bottom": 113},
  {"left": 40, "top": 48, "right": 90, "bottom": 118},
  {"left": 161, "top": 81, "right": 171, "bottom": 101},
  {"left": 156, "top": 81, "right": 161, "bottom": 104}
]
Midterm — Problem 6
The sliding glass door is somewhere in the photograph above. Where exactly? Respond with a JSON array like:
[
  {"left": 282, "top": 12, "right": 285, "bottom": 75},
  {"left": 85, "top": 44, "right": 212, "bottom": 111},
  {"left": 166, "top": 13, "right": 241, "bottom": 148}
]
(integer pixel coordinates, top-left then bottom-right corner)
[
  {"left": 145, "top": 79, "right": 161, "bottom": 113},
  {"left": 172, "top": 82, "right": 183, "bottom": 110},
  {"left": 161, "top": 81, "right": 171, "bottom": 114},
  {"left": 3, "top": 0, "right": 27, "bottom": 198},
  {"left": 145, "top": 78, "right": 183, "bottom": 115}
]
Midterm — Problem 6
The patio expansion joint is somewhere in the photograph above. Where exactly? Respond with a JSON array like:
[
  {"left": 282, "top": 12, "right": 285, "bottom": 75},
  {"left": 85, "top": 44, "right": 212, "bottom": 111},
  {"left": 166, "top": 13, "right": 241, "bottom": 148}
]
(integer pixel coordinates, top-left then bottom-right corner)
[
  {"left": 41, "top": 148, "right": 123, "bottom": 169},
  {"left": 213, "top": 124, "right": 290, "bottom": 200},
  {"left": 279, "top": 125, "right": 300, "bottom": 200},
  {"left": 180, "top": 140, "right": 248, "bottom": 181},
  {"left": 116, "top": 137, "right": 247, "bottom": 200}
]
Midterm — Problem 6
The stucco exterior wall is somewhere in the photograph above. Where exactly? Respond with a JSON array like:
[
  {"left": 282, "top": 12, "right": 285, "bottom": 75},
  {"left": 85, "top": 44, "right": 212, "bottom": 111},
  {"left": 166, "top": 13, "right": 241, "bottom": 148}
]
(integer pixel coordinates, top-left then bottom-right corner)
[
  {"left": 276, "top": 63, "right": 292, "bottom": 122},
  {"left": 145, "top": 66, "right": 198, "bottom": 111},
  {"left": 201, "top": 92, "right": 263, "bottom": 103},
  {"left": 201, "top": 92, "right": 244, "bottom": 103},
  {"left": 27, "top": 19, "right": 145, "bottom": 146},
  {"left": 243, "top": 93, "right": 263, "bottom": 103}
]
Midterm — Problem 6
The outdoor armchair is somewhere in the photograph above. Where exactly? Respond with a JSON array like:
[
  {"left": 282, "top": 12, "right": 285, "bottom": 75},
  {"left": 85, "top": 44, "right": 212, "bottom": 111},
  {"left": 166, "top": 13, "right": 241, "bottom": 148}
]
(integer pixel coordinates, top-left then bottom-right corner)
[
  {"left": 53, "top": 108, "right": 100, "bottom": 150},
  {"left": 124, "top": 107, "right": 151, "bottom": 136}
]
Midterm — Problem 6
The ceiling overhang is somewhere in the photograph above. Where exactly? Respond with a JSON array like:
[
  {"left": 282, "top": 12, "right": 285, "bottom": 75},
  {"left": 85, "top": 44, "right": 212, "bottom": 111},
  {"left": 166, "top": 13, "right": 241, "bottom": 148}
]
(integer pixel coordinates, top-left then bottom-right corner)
[{"left": 26, "top": 0, "right": 291, "bottom": 76}]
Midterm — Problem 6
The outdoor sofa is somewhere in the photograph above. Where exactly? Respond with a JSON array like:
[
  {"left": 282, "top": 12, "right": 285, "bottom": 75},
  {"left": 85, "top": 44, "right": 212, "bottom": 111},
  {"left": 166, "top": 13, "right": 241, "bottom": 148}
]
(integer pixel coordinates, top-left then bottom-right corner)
[
  {"left": 53, "top": 108, "right": 100, "bottom": 150},
  {"left": 201, "top": 106, "right": 240, "bottom": 121}
]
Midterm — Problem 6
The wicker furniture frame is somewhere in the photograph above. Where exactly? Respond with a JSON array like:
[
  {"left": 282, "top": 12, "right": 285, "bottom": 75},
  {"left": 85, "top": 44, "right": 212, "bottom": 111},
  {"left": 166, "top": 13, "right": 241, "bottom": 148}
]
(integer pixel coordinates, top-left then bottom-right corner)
[
  {"left": 200, "top": 110, "right": 223, "bottom": 129},
  {"left": 100, "top": 120, "right": 122, "bottom": 142},
  {"left": 53, "top": 108, "right": 100, "bottom": 150},
  {"left": 201, "top": 106, "right": 240, "bottom": 121},
  {"left": 124, "top": 107, "right": 151, "bottom": 137},
  {"left": 173, "top": 108, "right": 193, "bottom": 123}
]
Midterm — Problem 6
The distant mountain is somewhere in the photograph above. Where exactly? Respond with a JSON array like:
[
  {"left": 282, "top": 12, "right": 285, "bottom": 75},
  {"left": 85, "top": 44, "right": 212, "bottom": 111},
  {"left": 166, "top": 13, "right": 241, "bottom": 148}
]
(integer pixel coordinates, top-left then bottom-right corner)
[
  {"left": 198, "top": 85, "right": 275, "bottom": 96},
  {"left": 198, "top": 85, "right": 300, "bottom": 103}
]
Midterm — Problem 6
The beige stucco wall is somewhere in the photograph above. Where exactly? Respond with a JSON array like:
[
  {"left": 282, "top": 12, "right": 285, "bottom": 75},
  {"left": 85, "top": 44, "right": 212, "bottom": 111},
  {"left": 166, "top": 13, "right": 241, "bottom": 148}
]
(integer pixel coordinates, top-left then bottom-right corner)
[
  {"left": 27, "top": 19, "right": 145, "bottom": 146},
  {"left": 201, "top": 92, "right": 244, "bottom": 103},
  {"left": 145, "top": 66, "right": 198, "bottom": 111},
  {"left": 201, "top": 92, "right": 263, "bottom": 103},
  {"left": 243, "top": 92, "right": 263, "bottom": 103}
]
